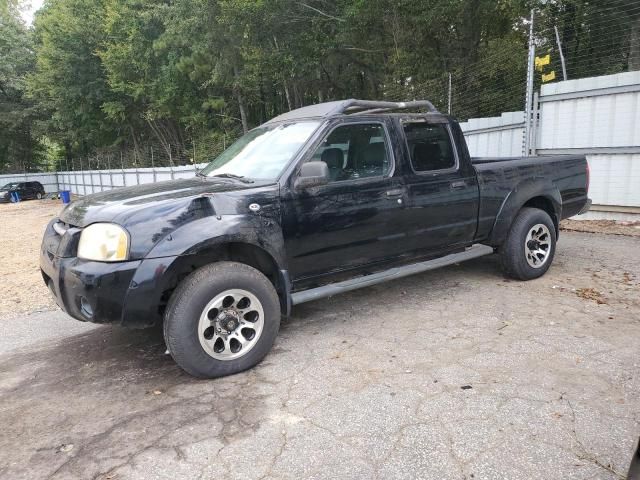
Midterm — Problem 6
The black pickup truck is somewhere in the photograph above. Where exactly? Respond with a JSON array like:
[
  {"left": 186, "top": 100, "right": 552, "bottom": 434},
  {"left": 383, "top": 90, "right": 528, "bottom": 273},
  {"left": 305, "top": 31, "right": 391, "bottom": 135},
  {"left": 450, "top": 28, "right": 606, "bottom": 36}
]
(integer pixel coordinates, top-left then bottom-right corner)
[{"left": 40, "top": 99, "right": 591, "bottom": 378}]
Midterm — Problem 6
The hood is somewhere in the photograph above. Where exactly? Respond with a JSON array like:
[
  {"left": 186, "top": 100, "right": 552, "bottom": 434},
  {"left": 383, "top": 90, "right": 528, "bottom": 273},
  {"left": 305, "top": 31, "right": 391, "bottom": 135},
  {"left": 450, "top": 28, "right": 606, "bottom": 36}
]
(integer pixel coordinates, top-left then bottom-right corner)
[{"left": 59, "top": 177, "right": 265, "bottom": 227}]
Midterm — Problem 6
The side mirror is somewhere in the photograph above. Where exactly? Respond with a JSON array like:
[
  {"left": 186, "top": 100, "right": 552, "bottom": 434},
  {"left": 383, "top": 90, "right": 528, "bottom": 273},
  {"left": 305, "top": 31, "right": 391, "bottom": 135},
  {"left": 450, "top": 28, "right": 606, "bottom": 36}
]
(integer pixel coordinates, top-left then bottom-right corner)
[{"left": 295, "top": 161, "right": 330, "bottom": 189}]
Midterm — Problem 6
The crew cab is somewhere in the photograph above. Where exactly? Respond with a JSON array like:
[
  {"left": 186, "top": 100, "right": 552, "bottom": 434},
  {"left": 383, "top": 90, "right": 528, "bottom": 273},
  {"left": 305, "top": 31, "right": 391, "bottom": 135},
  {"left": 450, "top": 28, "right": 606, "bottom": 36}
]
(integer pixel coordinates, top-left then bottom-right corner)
[{"left": 40, "top": 99, "right": 591, "bottom": 378}]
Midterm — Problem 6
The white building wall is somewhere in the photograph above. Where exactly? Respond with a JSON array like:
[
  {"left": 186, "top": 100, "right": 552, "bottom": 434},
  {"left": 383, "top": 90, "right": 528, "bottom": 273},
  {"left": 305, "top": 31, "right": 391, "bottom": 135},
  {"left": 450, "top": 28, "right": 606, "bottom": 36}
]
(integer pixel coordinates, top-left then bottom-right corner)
[
  {"left": 536, "top": 71, "right": 640, "bottom": 210},
  {"left": 461, "top": 71, "right": 640, "bottom": 215}
]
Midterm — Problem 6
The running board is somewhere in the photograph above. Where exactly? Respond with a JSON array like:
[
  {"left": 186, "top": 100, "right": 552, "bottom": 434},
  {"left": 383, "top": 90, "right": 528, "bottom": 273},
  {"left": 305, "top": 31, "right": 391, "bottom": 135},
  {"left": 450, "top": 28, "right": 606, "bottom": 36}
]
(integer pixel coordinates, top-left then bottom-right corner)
[{"left": 291, "top": 244, "right": 494, "bottom": 305}]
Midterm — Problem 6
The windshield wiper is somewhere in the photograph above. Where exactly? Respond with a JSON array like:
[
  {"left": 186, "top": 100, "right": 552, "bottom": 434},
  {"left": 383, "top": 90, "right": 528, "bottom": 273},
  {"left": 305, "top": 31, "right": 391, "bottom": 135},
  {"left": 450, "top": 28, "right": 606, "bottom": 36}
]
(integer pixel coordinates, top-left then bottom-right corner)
[
  {"left": 195, "top": 170, "right": 206, "bottom": 177},
  {"left": 211, "top": 173, "right": 255, "bottom": 183}
]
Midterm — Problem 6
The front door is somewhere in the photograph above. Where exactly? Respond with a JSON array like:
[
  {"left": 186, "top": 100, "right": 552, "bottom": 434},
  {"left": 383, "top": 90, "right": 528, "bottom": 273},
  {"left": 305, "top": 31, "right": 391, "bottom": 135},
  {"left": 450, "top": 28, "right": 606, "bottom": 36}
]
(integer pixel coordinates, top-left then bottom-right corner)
[{"left": 282, "top": 120, "right": 407, "bottom": 288}]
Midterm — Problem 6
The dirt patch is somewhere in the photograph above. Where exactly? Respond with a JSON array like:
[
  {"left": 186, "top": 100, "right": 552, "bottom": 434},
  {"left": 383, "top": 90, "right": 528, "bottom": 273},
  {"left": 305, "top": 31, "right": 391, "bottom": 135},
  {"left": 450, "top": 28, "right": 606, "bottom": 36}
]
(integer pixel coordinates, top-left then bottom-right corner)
[
  {"left": 575, "top": 287, "right": 608, "bottom": 304},
  {"left": 0, "top": 200, "right": 63, "bottom": 315},
  {"left": 561, "top": 219, "right": 640, "bottom": 237}
]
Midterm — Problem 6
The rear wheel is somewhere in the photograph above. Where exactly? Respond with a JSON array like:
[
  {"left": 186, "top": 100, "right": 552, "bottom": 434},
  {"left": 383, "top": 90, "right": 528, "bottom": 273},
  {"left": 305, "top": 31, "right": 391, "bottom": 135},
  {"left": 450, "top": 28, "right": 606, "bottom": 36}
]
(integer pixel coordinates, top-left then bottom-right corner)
[
  {"left": 163, "top": 261, "right": 280, "bottom": 378},
  {"left": 500, "top": 207, "right": 556, "bottom": 280}
]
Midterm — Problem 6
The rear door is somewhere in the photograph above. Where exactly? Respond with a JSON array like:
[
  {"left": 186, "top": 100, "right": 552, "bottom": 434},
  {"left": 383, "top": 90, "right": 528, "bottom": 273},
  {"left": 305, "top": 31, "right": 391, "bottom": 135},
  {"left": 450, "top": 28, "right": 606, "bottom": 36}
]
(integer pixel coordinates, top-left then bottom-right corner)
[
  {"left": 17, "top": 183, "right": 29, "bottom": 199},
  {"left": 400, "top": 119, "right": 479, "bottom": 254},
  {"left": 26, "top": 182, "right": 37, "bottom": 198},
  {"left": 282, "top": 119, "right": 408, "bottom": 287}
]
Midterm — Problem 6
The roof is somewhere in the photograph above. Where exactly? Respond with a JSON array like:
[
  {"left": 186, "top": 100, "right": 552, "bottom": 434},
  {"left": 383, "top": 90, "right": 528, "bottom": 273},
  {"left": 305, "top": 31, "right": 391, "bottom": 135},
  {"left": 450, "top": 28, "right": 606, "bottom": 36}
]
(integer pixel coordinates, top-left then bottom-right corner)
[{"left": 264, "top": 99, "right": 440, "bottom": 124}]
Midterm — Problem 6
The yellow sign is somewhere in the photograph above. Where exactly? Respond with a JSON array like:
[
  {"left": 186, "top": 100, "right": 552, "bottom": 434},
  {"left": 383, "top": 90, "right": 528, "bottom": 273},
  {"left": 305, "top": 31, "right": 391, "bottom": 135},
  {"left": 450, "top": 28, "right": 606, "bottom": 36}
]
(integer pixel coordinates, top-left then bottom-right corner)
[
  {"left": 535, "top": 54, "right": 550, "bottom": 71},
  {"left": 542, "top": 71, "right": 556, "bottom": 83}
]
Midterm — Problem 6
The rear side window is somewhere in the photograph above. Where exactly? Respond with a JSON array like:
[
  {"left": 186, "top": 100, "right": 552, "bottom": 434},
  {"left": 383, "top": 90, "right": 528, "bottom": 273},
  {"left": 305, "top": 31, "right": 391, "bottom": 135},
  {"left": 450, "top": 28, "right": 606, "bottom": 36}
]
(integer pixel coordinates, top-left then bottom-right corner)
[
  {"left": 310, "top": 123, "right": 392, "bottom": 182},
  {"left": 404, "top": 123, "right": 456, "bottom": 172}
]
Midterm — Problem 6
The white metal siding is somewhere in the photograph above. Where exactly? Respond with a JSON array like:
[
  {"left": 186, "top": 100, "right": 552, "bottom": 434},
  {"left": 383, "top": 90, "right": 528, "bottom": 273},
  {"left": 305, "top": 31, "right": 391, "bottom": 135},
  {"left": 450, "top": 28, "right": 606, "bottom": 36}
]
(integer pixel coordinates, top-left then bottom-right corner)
[
  {"left": 0, "top": 164, "right": 207, "bottom": 196},
  {"left": 460, "top": 111, "right": 524, "bottom": 157},
  {"left": 586, "top": 154, "right": 640, "bottom": 207},
  {"left": 461, "top": 72, "right": 640, "bottom": 212}
]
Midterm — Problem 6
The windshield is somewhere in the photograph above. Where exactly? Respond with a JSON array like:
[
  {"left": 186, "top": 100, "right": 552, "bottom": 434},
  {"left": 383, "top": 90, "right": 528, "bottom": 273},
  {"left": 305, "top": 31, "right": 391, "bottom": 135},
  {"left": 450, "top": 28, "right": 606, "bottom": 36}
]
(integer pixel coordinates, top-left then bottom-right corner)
[
  {"left": 199, "top": 121, "right": 320, "bottom": 181},
  {"left": 1, "top": 183, "right": 19, "bottom": 191}
]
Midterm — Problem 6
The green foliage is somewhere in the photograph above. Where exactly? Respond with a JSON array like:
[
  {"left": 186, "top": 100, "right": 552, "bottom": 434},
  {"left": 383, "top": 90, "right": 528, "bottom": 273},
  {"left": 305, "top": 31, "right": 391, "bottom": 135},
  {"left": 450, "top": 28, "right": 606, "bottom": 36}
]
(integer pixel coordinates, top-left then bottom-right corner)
[
  {"left": 0, "top": 2, "right": 45, "bottom": 171},
  {"left": 0, "top": 0, "right": 637, "bottom": 172}
]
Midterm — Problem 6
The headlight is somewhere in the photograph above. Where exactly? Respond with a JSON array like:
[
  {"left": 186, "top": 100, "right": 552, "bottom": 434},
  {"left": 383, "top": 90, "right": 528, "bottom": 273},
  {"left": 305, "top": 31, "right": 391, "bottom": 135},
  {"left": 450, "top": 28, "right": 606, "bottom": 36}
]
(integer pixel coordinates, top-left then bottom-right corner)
[{"left": 77, "top": 223, "right": 129, "bottom": 262}]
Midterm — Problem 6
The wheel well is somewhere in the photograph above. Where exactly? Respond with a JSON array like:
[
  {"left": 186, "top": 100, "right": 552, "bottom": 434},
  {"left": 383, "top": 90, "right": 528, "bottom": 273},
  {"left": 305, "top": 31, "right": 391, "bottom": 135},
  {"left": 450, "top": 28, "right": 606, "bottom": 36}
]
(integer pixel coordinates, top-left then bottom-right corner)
[
  {"left": 158, "top": 243, "right": 283, "bottom": 318},
  {"left": 522, "top": 196, "right": 558, "bottom": 235}
]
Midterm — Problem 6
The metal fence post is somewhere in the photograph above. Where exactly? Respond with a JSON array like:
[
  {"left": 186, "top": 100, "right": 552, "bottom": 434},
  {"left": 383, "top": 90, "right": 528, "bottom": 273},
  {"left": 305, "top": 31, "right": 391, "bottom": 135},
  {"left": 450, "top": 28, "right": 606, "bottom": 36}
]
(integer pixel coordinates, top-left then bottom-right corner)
[
  {"left": 134, "top": 150, "right": 140, "bottom": 185},
  {"left": 121, "top": 152, "right": 126, "bottom": 187},
  {"left": 169, "top": 144, "right": 175, "bottom": 179},
  {"left": 523, "top": 9, "right": 536, "bottom": 157},
  {"left": 80, "top": 158, "right": 86, "bottom": 196},
  {"left": 151, "top": 146, "right": 157, "bottom": 183},
  {"left": 530, "top": 91, "right": 540, "bottom": 155},
  {"left": 193, "top": 138, "right": 198, "bottom": 173},
  {"left": 107, "top": 156, "right": 113, "bottom": 191},
  {"left": 554, "top": 26, "right": 568, "bottom": 81},
  {"left": 98, "top": 154, "right": 104, "bottom": 192}
]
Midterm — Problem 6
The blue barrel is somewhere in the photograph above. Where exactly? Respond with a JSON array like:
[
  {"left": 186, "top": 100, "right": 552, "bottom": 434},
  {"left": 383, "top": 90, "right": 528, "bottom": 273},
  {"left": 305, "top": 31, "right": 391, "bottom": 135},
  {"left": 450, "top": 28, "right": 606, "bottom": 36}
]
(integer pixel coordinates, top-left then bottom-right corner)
[
  {"left": 60, "top": 190, "right": 71, "bottom": 204},
  {"left": 10, "top": 191, "right": 20, "bottom": 203}
]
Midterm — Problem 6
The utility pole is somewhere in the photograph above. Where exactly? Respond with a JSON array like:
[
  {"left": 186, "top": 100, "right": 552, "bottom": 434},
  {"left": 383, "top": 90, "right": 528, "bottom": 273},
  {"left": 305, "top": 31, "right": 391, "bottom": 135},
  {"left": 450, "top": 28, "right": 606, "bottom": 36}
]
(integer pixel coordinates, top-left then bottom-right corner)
[
  {"left": 523, "top": 9, "right": 536, "bottom": 156},
  {"left": 554, "top": 26, "right": 568, "bottom": 81}
]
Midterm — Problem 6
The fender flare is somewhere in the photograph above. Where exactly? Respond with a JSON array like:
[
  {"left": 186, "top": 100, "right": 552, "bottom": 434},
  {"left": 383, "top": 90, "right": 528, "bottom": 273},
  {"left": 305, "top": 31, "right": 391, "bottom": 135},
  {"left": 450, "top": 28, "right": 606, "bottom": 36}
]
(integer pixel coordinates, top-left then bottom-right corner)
[
  {"left": 121, "top": 215, "right": 292, "bottom": 328},
  {"left": 488, "top": 178, "right": 562, "bottom": 246}
]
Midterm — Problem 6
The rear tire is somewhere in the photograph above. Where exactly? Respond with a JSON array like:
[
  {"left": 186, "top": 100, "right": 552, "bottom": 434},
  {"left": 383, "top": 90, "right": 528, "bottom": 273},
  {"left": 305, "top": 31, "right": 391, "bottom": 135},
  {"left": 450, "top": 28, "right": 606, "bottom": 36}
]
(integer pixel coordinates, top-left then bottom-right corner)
[
  {"left": 163, "top": 261, "right": 280, "bottom": 378},
  {"left": 500, "top": 207, "right": 556, "bottom": 280}
]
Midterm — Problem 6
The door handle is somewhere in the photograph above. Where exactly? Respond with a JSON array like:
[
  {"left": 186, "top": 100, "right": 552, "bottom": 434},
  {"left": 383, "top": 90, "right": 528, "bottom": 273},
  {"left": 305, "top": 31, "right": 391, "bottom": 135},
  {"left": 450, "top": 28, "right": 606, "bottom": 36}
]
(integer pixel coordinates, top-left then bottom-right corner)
[
  {"left": 386, "top": 188, "right": 404, "bottom": 198},
  {"left": 450, "top": 180, "right": 467, "bottom": 189}
]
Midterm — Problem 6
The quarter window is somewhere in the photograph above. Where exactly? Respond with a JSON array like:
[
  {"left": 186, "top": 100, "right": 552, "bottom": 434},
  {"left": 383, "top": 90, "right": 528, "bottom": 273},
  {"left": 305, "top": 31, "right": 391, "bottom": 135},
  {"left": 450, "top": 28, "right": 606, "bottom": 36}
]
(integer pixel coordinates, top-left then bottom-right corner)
[
  {"left": 310, "top": 123, "right": 391, "bottom": 182},
  {"left": 404, "top": 123, "right": 456, "bottom": 172}
]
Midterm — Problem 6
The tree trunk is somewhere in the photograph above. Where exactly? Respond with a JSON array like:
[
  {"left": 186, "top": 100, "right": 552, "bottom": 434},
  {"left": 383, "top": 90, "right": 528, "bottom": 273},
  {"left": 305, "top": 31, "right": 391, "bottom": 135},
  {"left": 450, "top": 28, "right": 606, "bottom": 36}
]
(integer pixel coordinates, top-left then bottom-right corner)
[
  {"left": 283, "top": 80, "right": 293, "bottom": 111},
  {"left": 461, "top": 0, "right": 482, "bottom": 65},
  {"left": 233, "top": 65, "right": 249, "bottom": 133},
  {"left": 317, "top": 69, "right": 324, "bottom": 102},
  {"left": 630, "top": 16, "right": 640, "bottom": 71},
  {"left": 237, "top": 91, "right": 248, "bottom": 134}
]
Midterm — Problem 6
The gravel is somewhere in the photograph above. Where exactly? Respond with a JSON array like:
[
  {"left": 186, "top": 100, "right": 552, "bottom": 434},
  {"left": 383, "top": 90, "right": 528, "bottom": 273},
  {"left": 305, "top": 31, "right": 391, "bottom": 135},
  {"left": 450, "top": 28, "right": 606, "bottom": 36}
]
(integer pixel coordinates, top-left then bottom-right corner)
[{"left": 0, "top": 201, "right": 62, "bottom": 316}]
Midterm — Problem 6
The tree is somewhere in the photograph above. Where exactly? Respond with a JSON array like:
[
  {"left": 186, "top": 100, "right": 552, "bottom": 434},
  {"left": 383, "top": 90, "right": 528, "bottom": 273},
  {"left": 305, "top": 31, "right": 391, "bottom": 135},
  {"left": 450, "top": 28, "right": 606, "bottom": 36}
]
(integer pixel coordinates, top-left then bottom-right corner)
[{"left": 0, "top": 1, "right": 45, "bottom": 172}]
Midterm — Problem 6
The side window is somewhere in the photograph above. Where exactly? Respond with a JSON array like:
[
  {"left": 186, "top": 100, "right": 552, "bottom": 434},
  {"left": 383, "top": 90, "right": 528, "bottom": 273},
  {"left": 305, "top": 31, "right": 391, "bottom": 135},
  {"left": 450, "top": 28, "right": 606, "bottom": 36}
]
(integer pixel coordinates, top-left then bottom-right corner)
[
  {"left": 404, "top": 122, "right": 456, "bottom": 172},
  {"left": 310, "top": 123, "right": 391, "bottom": 182}
]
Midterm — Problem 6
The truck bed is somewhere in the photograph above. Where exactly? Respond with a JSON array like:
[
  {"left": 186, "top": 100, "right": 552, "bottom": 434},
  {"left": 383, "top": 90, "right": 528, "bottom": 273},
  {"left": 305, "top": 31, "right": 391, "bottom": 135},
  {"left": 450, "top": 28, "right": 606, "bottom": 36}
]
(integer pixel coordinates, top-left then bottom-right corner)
[{"left": 471, "top": 154, "right": 590, "bottom": 244}]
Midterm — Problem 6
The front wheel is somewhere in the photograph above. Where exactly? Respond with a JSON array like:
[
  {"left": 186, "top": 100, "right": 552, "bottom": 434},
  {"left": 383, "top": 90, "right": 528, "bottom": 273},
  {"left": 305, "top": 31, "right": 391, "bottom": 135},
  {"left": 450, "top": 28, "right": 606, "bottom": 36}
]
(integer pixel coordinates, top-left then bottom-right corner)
[
  {"left": 36, "top": 192, "right": 43, "bottom": 200},
  {"left": 163, "top": 261, "right": 281, "bottom": 378},
  {"left": 500, "top": 207, "right": 557, "bottom": 280}
]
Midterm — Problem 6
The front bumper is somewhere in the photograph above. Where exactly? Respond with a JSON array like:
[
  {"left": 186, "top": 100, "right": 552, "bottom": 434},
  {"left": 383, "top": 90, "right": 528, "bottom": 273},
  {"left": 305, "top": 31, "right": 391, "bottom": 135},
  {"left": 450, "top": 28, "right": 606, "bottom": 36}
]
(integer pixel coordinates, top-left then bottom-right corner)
[
  {"left": 40, "top": 219, "right": 176, "bottom": 328},
  {"left": 40, "top": 243, "right": 141, "bottom": 324}
]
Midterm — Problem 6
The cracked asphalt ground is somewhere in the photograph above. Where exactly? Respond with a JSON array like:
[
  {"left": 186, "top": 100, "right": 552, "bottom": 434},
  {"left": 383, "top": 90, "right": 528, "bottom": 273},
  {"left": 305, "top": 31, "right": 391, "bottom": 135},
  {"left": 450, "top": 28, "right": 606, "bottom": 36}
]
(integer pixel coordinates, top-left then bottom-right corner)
[{"left": 0, "top": 231, "right": 638, "bottom": 480}]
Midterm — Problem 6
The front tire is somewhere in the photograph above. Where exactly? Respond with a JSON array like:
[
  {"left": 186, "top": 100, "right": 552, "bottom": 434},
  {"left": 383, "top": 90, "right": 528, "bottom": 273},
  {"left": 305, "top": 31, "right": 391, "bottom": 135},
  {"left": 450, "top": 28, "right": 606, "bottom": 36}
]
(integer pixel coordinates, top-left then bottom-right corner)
[
  {"left": 500, "top": 207, "right": 556, "bottom": 280},
  {"left": 163, "top": 261, "right": 280, "bottom": 378},
  {"left": 36, "top": 192, "right": 43, "bottom": 200}
]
